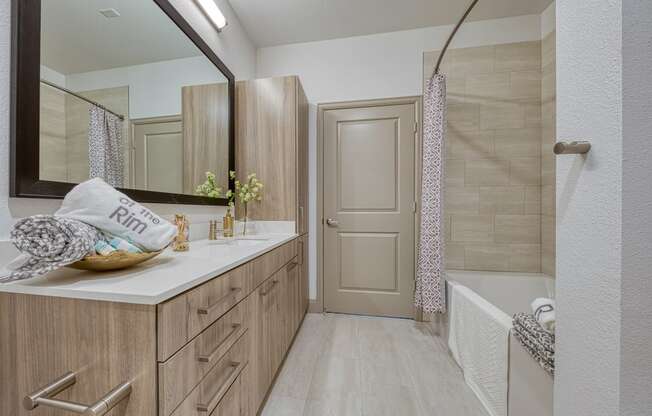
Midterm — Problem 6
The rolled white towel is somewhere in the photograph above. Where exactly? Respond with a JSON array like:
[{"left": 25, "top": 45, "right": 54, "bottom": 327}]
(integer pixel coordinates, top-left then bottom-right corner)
[
  {"left": 55, "top": 178, "right": 176, "bottom": 252},
  {"left": 531, "top": 297, "right": 556, "bottom": 333}
]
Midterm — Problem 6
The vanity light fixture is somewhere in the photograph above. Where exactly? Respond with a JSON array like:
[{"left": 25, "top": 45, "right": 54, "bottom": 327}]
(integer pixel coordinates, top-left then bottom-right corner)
[{"left": 195, "top": 0, "right": 228, "bottom": 32}]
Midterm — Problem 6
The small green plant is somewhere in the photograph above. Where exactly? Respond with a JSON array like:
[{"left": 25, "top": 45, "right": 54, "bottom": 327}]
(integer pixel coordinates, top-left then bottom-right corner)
[
  {"left": 231, "top": 170, "right": 264, "bottom": 235},
  {"left": 195, "top": 171, "right": 223, "bottom": 199}
]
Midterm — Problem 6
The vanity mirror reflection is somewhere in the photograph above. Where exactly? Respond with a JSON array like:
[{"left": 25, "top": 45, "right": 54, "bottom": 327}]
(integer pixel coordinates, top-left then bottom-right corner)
[{"left": 11, "top": 0, "right": 234, "bottom": 205}]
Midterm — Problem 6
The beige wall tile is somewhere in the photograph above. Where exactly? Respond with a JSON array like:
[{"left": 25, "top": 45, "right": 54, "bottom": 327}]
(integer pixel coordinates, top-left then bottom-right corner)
[
  {"left": 541, "top": 185, "right": 556, "bottom": 216},
  {"left": 541, "top": 249, "right": 555, "bottom": 277},
  {"left": 524, "top": 99, "right": 542, "bottom": 128},
  {"left": 510, "top": 71, "right": 542, "bottom": 100},
  {"left": 479, "top": 186, "right": 525, "bottom": 214},
  {"left": 445, "top": 159, "right": 465, "bottom": 187},
  {"left": 494, "top": 128, "right": 541, "bottom": 158},
  {"left": 445, "top": 76, "right": 466, "bottom": 105},
  {"left": 424, "top": 39, "right": 548, "bottom": 273},
  {"left": 466, "top": 72, "right": 510, "bottom": 99},
  {"left": 444, "top": 243, "right": 465, "bottom": 269},
  {"left": 449, "top": 45, "right": 495, "bottom": 75},
  {"left": 525, "top": 186, "right": 542, "bottom": 214},
  {"left": 541, "top": 32, "right": 556, "bottom": 72},
  {"left": 510, "top": 158, "right": 541, "bottom": 186},
  {"left": 509, "top": 244, "right": 541, "bottom": 272},
  {"left": 495, "top": 215, "right": 541, "bottom": 244},
  {"left": 541, "top": 215, "right": 556, "bottom": 276},
  {"left": 445, "top": 187, "right": 480, "bottom": 214},
  {"left": 451, "top": 215, "right": 494, "bottom": 242},
  {"left": 465, "top": 159, "right": 510, "bottom": 186},
  {"left": 542, "top": 72, "right": 556, "bottom": 101},
  {"left": 480, "top": 101, "right": 526, "bottom": 129},
  {"left": 495, "top": 42, "right": 541, "bottom": 72},
  {"left": 464, "top": 244, "right": 511, "bottom": 271},
  {"left": 448, "top": 102, "right": 481, "bottom": 131},
  {"left": 446, "top": 129, "right": 494, "bottom": 160},
  {"left": 541, "top": 153, "right": 555, "bottom": 186}
]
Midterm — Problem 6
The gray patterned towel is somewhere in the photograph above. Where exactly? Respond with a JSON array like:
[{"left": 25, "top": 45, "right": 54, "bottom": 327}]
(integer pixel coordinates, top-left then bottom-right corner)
[
  {"left": 1, "top": 215, "right": 100, "bottom": 283},
  {"left": 513, "top": 312, "right": 555, "bottom": 376}
]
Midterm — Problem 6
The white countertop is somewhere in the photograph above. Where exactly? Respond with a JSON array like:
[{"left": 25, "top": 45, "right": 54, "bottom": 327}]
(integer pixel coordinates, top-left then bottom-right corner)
[{"left": 0, "top": 233, "right": 297, "bottom": 305}]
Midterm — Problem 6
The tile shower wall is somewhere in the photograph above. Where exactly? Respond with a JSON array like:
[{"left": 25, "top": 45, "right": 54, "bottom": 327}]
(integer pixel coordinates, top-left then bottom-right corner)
[
  {"left": 424, "top": 41, "right": 543, "bottom": 272},
  {"left": 541, "top": 32, "right": 556, "bottom": 276}
]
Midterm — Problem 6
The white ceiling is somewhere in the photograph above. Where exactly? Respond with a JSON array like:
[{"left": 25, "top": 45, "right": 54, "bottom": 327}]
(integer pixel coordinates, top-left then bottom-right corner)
[
  {"left": 229, "top": 0, "right": 554, "bottom": 47},
  {"left": 41, "top": 0, "right": 203, "bottom": 75}
]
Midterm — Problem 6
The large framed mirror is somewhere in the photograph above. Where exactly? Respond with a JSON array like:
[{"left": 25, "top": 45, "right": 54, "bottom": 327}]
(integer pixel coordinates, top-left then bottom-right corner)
[{"left": 10, "top": 0, "right": 234, "bottom": 205}]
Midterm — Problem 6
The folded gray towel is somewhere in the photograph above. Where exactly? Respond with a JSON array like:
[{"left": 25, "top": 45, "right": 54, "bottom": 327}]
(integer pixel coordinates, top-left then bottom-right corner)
[
  {"left": 1, "top": 215, "right": 100, "bottom": 282},
  {"left": 513, "top": 312, "right": 555, "bottom": 376}
]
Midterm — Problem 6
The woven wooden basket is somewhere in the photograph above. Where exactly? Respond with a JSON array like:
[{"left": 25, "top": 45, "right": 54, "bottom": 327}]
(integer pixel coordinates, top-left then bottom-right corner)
[{"left": 67, "top": 250, "right": 163, "bottom": 272}]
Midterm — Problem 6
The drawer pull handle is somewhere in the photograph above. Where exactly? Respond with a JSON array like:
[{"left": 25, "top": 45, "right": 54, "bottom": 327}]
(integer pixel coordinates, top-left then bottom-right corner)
[
  {"left": 197, "top": 287, "right": 242, "bottom": 315},
  {"left": 23, "top": 371, "right": 131, "bottom": 416},
  {"left": 196, "top": 361, "right": 245, "bottom": 413},
  {"left": 197, "top": 324, "right": 242, "bottom": 363},
  {"left": 286, "top": 257, "right": 299, "bottom": 271},
  {"left": 260, "top": 280, "right": 279, "bottom": 297}
]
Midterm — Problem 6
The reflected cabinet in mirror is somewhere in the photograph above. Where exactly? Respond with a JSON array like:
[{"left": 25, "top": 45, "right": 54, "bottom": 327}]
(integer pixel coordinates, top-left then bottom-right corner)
[{"left": 11, "top": 0, "right": 234, "bottom": 205}]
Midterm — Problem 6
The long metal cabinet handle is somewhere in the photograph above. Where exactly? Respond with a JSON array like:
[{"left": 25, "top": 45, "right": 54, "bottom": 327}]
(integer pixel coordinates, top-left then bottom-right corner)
[
  {"left": 260, "top": 280, "right": 279, "bottom": 296},
  {"left": 197, "top": 324, "right": 243, "bottom": 363},
  {"left": 23, "top": 372, "right": 132, "bottom": 416},
  {"left": 298, "top": 241, "right": 304, "bottom": 265},
  {"left": 197, "top": 287, "right": 242, "bottom": 315},
  {"left": 196, "top": 361, "right": 245, "bottom": 412}
]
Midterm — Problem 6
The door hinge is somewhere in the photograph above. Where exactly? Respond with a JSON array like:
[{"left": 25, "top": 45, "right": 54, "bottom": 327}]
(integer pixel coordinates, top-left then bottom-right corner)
[
  {"left": 413, "top": 122, "right": 418, "bottom": 134},
  {"left": 413, "top": 201, "right": 418, "bottom": 213}
]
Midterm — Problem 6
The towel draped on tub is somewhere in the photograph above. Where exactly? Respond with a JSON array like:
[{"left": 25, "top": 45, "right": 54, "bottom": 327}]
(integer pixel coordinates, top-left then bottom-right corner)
[{"left": 448, "top": 283, "right": 512, "bottom": 416}]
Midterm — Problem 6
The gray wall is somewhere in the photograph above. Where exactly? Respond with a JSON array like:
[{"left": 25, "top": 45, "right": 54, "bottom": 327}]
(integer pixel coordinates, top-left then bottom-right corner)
[
  {"left": 621, "top": 0, "right": 652, "bottom": 415},
  {"left": 556, "top": 0, "right": 652, "bottom": 415}
]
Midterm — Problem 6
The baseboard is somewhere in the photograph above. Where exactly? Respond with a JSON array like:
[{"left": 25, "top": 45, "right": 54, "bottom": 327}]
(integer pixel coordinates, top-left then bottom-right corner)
[{"left": 308, "top": 299, "right": 322, "bottom": 313}]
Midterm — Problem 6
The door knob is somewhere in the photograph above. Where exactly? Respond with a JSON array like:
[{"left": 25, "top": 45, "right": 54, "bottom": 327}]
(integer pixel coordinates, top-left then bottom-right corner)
[{"left": 326, "top": 218, "right": 339, "bottom": 227}]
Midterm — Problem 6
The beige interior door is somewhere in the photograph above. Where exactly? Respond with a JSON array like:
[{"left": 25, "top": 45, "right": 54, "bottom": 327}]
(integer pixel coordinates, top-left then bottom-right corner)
[
  {"left": 323, "top": 100, "right": 417, "bottom": 318},
  {"left": 133, "top": 118, "right": 183, "bottom": 193}
]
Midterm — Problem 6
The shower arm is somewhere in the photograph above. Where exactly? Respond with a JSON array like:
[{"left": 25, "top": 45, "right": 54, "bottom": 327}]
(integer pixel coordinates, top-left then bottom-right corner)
[{"left": 433, "top": 0, "right": 480, "bottom": 76}]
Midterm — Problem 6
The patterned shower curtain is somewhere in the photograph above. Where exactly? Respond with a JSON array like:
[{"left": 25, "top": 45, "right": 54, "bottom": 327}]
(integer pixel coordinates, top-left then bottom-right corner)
[
  {"left": 88, "top": 106, "right": 124, "bottom": 188},
  {"left": 415, "top": 73, "right": 447, "bottom": 314}
]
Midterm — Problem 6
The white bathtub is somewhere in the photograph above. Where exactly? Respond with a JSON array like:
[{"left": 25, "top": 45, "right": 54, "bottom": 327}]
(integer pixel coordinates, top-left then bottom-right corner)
[
  {"left": 445, "top": 270, "right": 555, "bottom": 317},
  {"left": 445, "top": 270, "right": 555, "bottom": 416}
]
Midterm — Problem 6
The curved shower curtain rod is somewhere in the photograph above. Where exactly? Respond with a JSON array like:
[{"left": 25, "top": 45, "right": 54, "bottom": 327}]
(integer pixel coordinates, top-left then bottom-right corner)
[{"left": 434, "top": 0, "right": 480, "bottom": 75}]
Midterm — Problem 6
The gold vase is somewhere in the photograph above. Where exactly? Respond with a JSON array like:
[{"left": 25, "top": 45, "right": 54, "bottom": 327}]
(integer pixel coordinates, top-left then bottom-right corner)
[{"left": 223, "top": 210, "right": 234, "bottom": 238}]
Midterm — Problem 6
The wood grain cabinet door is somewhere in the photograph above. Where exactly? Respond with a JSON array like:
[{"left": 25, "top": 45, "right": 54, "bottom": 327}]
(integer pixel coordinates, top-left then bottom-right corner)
[
  {"left": 299, "top": 235, "right": 309, "bottom": 316},
  {"left": 0, "top": 294, "right": 157, "bottom": 416}
]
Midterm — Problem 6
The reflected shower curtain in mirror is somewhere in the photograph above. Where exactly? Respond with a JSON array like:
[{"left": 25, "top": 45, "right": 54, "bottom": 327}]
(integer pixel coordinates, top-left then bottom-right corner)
[
  {"left": 88, "top": 106, "right": 124, "bottom": 188},
  {"left": 416, "top": 73, "right": 446, "bottom": 314}
]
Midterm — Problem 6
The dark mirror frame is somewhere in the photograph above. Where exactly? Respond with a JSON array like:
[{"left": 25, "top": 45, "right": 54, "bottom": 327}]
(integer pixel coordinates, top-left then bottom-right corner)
[{"left": 10, "top": 0, "right": 235, "bottom": 205}]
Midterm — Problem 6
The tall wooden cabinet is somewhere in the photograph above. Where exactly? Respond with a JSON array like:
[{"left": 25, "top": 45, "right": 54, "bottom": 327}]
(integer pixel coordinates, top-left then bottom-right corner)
[
  {"left": 236, "top": 76, "right": 309, "bottom": 236},
  {"left": 237, "top": 75, "right": 311, "bottom": 413}
]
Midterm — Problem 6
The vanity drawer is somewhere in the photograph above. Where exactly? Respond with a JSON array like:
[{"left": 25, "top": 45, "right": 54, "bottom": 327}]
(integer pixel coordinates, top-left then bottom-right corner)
[
  {"left": 251, "top": 240, "right": 297, "bottom": 288},
  {"left": 169, "top": 332, "right": 249, "bottom": 416},
  {"left": 158, "top": 263, "right": 252, "bottom": 361},
  {"left": 159, "top": 300, "right": 249, "bottom": 416},
  {"left": 210, "top": 366, "right": 250, "bottom": 416}
]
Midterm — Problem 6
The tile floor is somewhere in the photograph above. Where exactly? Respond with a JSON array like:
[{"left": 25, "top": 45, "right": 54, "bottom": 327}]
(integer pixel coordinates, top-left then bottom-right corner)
[{"left": 261, "top": 313, "right": 488, "bottom": 416}]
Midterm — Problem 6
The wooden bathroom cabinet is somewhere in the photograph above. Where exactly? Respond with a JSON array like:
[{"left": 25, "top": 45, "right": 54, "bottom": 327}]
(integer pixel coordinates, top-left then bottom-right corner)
[
  {"left": 0, "top": 239, "right": 308, "bottom": 416},
  {"left": 236, "top": 76, "right": 309, "bottom": 236}
]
